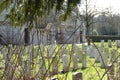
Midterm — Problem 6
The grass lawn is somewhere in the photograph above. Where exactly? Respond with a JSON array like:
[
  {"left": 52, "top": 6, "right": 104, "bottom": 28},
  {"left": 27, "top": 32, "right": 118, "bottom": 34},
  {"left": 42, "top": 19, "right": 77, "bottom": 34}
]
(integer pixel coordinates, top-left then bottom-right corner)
[{"left": 0, "top": 42, "right": 119, "bottom": 80}]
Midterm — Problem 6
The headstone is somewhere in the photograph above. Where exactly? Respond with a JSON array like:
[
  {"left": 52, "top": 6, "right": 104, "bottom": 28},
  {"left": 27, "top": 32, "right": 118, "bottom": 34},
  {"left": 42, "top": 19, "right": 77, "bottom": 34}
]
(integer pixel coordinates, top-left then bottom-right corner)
[
  {"left": 87, "top": 45, "right": 94, "bottom": 58},
  {"left": 52, "top": 56, "right": 58, "bottom": 75},
  {"left": 108, "top": 64, "right": 114, "bottom": 75},
  {"left": 118, "top": 61, "right": 120, "bottom": 80},
  {"left": 82, "top": 53, "right": 87, "bottom": 69},
  {"left": 95, "top": 47, "right": 102, "bottom": 62},
  {"left": 101, "top": 40, "right": 104, "bottom": 48},
  {"left": 108, "top": 40, "right": 112, "bottom": 48},
  {"left": 72, "top": 72, "right": 82, "bottom": 80},
  {"left": 108, "top": 64, "right": 114, "bottom": 80},
  {"left": 50, "top": 78, "right": 58, "bottom": 80},
  {"left": 100, "top": 52, "right": 108, "bottom": 68},
  {"left": 72, "top": 53, "right": 78, "bottom": 70},
  {"left": 78, "top": 50, "right": 83, "bottom": 62},
  {"left": 116, "top": 40, "right": 120, "bottom": 48},
  {"left": 39, "top": 58, "right": 46, "bottom": 75},
  {"left": 72, "top": 44, "right": 77, "bottom": 53},
  {"left": 62, "top": 54, "right": 69, "bottom": 72},
  {"left": 47, "top": 44, "right": 55, "bottom": 58},
  {"left": 82, "top": 43, "right": 87, "bottom": 52},
  {"left": 110, "top": 49, "right": 116, "bottom": 62},
  {"left": 104, "top": 48, "right": 109, "bottom": 58}
]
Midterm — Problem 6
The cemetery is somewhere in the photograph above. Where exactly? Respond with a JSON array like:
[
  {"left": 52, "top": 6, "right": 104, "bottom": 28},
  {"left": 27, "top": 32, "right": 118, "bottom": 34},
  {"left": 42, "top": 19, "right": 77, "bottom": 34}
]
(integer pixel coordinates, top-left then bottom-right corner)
[
  {"left": 1, "top": 0, "right": 120, "bottom": 80},
  {"left": 0, "top": 40, "right": 120, "bottom": 80}
]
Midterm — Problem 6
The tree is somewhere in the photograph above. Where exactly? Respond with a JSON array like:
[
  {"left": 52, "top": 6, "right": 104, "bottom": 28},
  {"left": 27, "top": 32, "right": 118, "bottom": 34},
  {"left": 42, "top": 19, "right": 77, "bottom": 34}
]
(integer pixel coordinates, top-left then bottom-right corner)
[
  {"left": 79, "top": 0, "right": 109, "bottom": 45},
  {"left": 0, "top": 0, "right": 80, "bottom": 28}
]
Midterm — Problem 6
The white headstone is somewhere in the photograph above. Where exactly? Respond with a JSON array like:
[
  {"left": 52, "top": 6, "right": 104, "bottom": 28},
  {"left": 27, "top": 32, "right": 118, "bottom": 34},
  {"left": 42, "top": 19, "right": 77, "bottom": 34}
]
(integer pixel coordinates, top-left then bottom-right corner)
[
  {"left": 95, "top": 47, "right": 102, "bottom": 62},
  {"left": 52, "top": 56, "right": 58, "bottom": 75},
  {"left": 39, "top": 58, "right": 46, "bottom": 75},
  {"left": 116, "top": 40, "right": 120, "bottom": 48},
  {"left": 73, "top": 44, "right": 77, "bottom": 53},
  {"left": 78, "top": 50, "right": 83, "bottom": 62},
  {"left": 110, "top": 49, "right": 116, "bottom": 62},
  {"left": 82, "top": 43, "right": 87, "bottom": 52},
  {"left": 72, "top": 53, "right": 78, "bottom": 70},
  {"left": 100, "top": 52, "right": 108, "bottom": 68},
  {"left": 82, "top": 53, "right": 87, "bottom": 69},
  {"left": 101, "top": 40, "right": 104, "bottom": 48},
  {"left": 108, "top": 40, "right": 112, "bottom": 48},
  {"left": 47, "top": 44, "right": 56, "bottom": 58},
  {"left": 104, "top": 48, "right": 109, "bottom": 58},
  {"left": 118, "top": 61, "right": 120, "bottom": 80},
  {"left": 72, "top": 72, "right": 82, "bottom": 80},
  {"left": 87, "top": 45, "right": 94, "bottom": 58},
  {"left": 62, "top": 54, "right": 69, "bottom": 72}
]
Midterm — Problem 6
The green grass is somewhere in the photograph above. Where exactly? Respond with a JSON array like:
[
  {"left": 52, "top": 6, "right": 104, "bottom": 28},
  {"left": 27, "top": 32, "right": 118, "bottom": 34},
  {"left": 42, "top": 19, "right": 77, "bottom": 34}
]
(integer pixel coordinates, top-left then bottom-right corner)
[{"left": 0, "top": 42, "right": 120, "bottom": 80}]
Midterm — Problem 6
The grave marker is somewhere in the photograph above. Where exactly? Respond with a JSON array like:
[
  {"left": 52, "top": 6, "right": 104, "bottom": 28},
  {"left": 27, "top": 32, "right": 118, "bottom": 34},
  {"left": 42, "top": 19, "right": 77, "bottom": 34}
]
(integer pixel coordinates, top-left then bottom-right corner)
[
  {"left": 100, "top": 52, "right": 108, "bottom": 68},
  {"left": 72, "top": 72, "right": 82, "bottom": 80},
  {"left": 72, "top": 53, "right": 78, "bottom": 70},
  {"left": 101, "top": 40, "right": 104, "bottom": 48},
  {"left": 52, "top": 56, "right": 58, "bottom": 75},
  {"left": 108, "top": 64, "right": 114, "bottom": 80},
  {"left": 110, "top": 49, "right": 116, "bottom": 62},
  {"left": 62, "top": 54, "right": 69, "bottom": 72},
  {"left": 108, "top": 40, "right": 112, "bottom": 48},
  {"left": 82, "top": 53, "right": 87, "bottom": 69},
  {"left": 95, "top": 47, "right": 102, "bottom": 62}
]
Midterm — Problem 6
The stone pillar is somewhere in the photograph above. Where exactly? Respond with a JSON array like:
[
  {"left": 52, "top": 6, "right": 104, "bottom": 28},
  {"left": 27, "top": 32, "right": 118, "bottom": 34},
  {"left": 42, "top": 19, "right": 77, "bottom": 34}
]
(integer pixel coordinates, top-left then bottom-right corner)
[{"left": 72, "top": 72, "right": 82, "bottom": 80}]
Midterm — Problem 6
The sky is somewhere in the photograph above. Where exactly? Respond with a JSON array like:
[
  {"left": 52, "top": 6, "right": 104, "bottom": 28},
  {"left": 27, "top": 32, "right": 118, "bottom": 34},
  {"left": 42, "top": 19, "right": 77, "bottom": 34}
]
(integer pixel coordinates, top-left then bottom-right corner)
[{"left": 79, "top": 0, "right": 120, "bottom": 14}]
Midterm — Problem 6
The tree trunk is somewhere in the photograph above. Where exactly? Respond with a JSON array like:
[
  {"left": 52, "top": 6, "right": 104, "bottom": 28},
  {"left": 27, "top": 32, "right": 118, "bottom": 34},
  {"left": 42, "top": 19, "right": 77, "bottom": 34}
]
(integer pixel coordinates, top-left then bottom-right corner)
[{"left": 86, "top": 27, "right": 91, "bottom": 45}]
